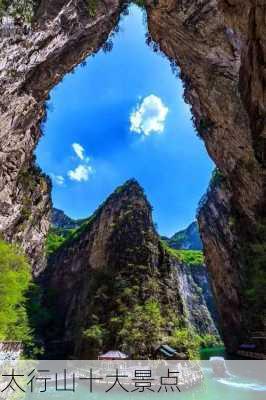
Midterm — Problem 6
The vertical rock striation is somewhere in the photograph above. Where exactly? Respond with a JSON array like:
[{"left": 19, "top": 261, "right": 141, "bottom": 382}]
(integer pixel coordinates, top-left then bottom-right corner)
[
  {"left": 146, "top": 0, "right": 266, "bottom": 355},
  {"left": 0, "top": 0, "right": 122, "bottom": 272},
  {"left": 43, "top": 180, "right": 219, "bottom": 358}
]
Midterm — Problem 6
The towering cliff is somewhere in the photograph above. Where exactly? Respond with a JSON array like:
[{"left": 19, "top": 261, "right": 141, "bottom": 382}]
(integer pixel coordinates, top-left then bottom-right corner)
[
  {"left": 0, "top": 0, "right": 265, "bottom": 356},
  {"left": 44, "top": 180, "right": 219, "bottom": 358}
]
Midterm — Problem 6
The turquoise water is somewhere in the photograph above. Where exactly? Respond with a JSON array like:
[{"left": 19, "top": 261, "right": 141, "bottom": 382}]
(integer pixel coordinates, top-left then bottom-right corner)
[{"left": 25, "top": 366, "right": 266, "bottom": 400}]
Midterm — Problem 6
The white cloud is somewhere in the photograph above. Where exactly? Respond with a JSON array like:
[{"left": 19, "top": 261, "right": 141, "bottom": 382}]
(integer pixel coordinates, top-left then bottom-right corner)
[
  {"left": 51, "top": 174, "right": 65, "bottom": 186},
  {"left": 68, "top": 164, "right": 93, "bottom": 182},
  {"left": 72, "top": 143, "right": 85, "bottom": 160},
  {"left": 130, "top": 95, "right": 169, "bottom": 136}
]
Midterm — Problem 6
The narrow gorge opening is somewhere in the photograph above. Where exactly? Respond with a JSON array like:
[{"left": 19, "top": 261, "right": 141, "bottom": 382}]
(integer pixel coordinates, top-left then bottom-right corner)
[
  {"left": 37, "top": 4, "right": 214, "bottom": 245},
  {"left": 32, "top": 4, "right": 223, "bottom": 359}
]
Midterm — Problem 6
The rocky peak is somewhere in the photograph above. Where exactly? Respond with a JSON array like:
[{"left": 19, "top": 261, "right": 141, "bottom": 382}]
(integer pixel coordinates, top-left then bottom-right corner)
[
  {"left": 43, "top": 180, "right": 219, "bottom": 359},
  {"left": 51, "top": 208, "right": 81, "bottom": 229},
  {"left": 163, "top": 221, "right": 203, "bottom": 251}
]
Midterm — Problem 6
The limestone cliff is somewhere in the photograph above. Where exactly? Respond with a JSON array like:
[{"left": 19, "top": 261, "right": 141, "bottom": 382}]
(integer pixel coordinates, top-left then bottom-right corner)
[
  {"left": 0, "top": 0, "right": 123, "bottom": 273},
  {"left": 43, "top": 180, "right": 219, "bottom": 358},
  {"left": 0, "top": 0, "right": 265, "bottom": 356}
]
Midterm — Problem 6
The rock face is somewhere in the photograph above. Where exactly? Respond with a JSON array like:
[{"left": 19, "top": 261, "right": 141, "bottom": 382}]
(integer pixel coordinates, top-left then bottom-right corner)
[
  {"left": 51, "top": 208, "right": 82, "bottom": 229},
  {"left": 163, "top": 222, "right": 203, "bottom": 250},
  {"left": 44, "top": 180, "right": 218, "bottom": 358},
  {"left": 0, "top": 0, "right": 265, "bottom": 355},
  {"left": 0, "top": 0, "right": 123, "bottom": 273},
  {"left": 146, "top": 1, "right": 266, "bottom": 354}
]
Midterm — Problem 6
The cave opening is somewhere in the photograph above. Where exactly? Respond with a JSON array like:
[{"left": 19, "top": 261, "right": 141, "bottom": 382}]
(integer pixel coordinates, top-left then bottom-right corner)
[
  {"left": 31, "top": 4, "right": 224, "bottom": 358},
  {"left": 35, "top": 4, "right": 214, "bottom": 241}
]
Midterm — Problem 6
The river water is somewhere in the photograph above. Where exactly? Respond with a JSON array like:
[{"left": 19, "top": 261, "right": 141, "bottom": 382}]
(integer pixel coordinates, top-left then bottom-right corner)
[{"left": 23, "top": 361, "right": 266, "bottom": 400}]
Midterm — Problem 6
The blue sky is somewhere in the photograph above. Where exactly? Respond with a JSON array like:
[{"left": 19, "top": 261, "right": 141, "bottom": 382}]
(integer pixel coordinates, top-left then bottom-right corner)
[{"left": 36, "top": 5, "right": 214, "bottom": 237}]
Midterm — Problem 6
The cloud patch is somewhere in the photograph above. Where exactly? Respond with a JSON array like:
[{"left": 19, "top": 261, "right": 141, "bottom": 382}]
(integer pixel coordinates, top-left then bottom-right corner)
[
  {"left": 72, "top": 143, "right": 86, "bottom": 160},
  {"left": 51, "top": 174, "right": 65, "bottom": 186},
  {"left": 68, "top": 164, "right": 93, "bottom": 182},
  {"left": 130, "top": 95, "right": 169, "bottom": 136}
]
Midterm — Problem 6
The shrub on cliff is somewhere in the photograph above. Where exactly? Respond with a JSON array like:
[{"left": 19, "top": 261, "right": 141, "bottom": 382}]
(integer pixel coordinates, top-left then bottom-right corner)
[
  {"left": 118, "top": 299, "right": 165, "bottom": 358},
  {"left": 0, "top": 240, "right": 32, "bottom": 342},
  {"left": 168, "top": 328, "right": 201, "bottom": 359}
]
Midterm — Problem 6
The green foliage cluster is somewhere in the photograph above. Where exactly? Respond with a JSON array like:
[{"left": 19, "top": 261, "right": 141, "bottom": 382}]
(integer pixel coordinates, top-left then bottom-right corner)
[
  {"left": 199, "top": 333, "right": 222, "bottom": 349},
  {"left": 79, "top": 260, "right": 203, "bottom": 359},
  {"left": 161, "top": 241, "right": 204, "bottom": 266},
  {"left": 45, "top": 227, "right": 77, "bottom": 256},
  {"left": 168, "top": 329, "right": 201, "bottom": 359},
  {"left": 169, "top": 331, "right": 222, "bottom": 359},
  {"left": 0, "top": 240, "right": 32, "bottom": 342},
  {"left": 45, "top": 229, "right": 66, "bottom": 256},
  {"left": 210, "top": 168, "right": 224, "bottom": 188},
  {"left": 0, "top": 0, "right": 39, "bottom": 23},
  {"left": 86, "top": 0, "right": 98, "bottom": 18},
  {"left": 82, "top": 297, "right": 183, "bottom": 359},
  {"left": 0, "top": 240, "right": 53, "bottom": 358},
  {"left": 175, "top": 250, "right": 204, "bottom": 266},
  {"left": 118, "top": 299, "right": 166, "bottom": 358}
]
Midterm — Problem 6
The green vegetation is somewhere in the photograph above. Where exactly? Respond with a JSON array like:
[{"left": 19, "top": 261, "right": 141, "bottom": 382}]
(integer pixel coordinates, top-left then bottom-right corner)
[
  {"left": 0, "top": 0, "right": 39, "bottom": 23},
  {"left": 168, "top": 329, "right": 201, "bottom": 359},
  {"left": 0, "top": 240, "right": 32, "bottom": 342},
  {"left": 79, "top": 262, "right": 204, "bottom": 359},
  {"left": 86, "top": 0, "right": 98, "bottom": 18},
  {"left": 174, "top": 249, "right": 204, "bottom": 266},
  {"left": 0, "top": 240, "right": 53, "bottom": 357},
  {"left": 169, "top": 331, "right": 222, "bottom": 359},
  {"left": 45, "top": 227, "right": 77, "bottom": 256},
  {"left": 210, "top": 168, "right": 224, "bottom": 188},
  {"left": 161, "top": 240, "right": 204, "bottom": 266},
  {"left": 200, "top": 345, "right": 225, "bottom": 360},
  {"left": 199, "top": 333, "right": 223, "bottom": 349},
  {"left": 118, "top": 299, "right": 166, "bottom": 358}
]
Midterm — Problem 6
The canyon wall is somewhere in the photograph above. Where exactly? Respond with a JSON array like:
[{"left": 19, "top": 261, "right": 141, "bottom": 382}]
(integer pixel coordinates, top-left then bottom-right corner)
[
  {"left": 43, "top": 180, "right": 218, "bottom": 358},
  {"left": 146, "top": 0, "right": 265, "bottom": 354},
  {"left": 0, "top": 0, "right": 265, "bottom": 354},
  {"left": 0, "top": 0, "right": 123, "bottom": 273}
]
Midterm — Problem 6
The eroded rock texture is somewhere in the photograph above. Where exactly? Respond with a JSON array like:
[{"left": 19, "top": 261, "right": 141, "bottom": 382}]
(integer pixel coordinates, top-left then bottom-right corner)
[
  {"left": 0, "top": 0, "right": 265, "bottom": 354},
  {"left": 146, "top": 0, "right": 266, "bottom": 355},
  {"left": 43, "top": 180, "right": 218, "bottom": 358},
  {"left": 0, "top": 0, "right": 122, "bottom": 273}
]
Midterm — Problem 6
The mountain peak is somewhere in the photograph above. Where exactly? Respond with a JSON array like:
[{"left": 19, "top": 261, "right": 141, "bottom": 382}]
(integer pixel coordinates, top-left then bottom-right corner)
[
  {"left": 113, "top": 179, "right": 145, "bottom": 197},
  {"left": 51, "top": 208, "right": 79, "bottom": 229},
  {"left": 165, "top": 221, "right": 203, "bottom": 250}
]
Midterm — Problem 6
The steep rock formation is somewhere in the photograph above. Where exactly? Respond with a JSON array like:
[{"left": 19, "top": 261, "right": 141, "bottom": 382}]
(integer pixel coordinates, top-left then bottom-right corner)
[
  {"left": 44, "top": 180, "right": 218, "bottom": 358},
  {"left": 1, "top": 159, "right": 51, "bottom": 275},
  {"left": 145, "top": 0, "right": 266, "bottom": 354},
  {"left": 163, "top": 221, "right": 203, "bottom": 250},
  {"left": 0, "top": 0, "right": 123, "bottom": 272},
  {"left": 51, "top": 208, "right": 83, "bottom": 230},
  {"left": 0, "top": 0, "right": 265, "bottom": 354}
]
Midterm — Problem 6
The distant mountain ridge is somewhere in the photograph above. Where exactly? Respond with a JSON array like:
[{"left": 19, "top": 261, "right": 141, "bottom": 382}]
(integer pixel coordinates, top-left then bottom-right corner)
[
  {"left": 163, "top": 221, "right": 203, "bottom": 251},
  {"left": 51, "top": 208, "right": 84, "bottom": 229}
]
